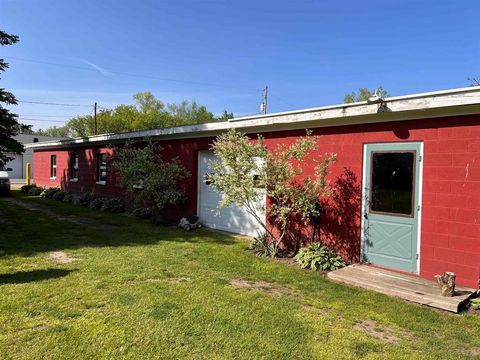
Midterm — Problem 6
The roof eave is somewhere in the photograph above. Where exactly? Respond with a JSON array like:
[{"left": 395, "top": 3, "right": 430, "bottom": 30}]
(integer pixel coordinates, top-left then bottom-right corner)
[{"left": 26, "top": 85, "right": 480, "bottom": 150}]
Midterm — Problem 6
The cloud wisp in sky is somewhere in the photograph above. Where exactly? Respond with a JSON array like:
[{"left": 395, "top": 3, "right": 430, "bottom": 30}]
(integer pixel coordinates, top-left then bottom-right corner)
[{"left": 75, "top": 58, "right": 114, "bottom": 78}]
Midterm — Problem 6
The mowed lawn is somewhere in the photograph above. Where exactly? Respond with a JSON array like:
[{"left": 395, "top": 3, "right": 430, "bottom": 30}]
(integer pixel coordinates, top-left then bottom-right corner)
[{"left": 0, "top": 192, "right": 479, "bottom": 359}]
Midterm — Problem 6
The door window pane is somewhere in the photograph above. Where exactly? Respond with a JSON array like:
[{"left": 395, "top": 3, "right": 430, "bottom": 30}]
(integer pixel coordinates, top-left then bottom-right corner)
[{"left": 370, "top": 151, "right": 414, "bottom": 215}]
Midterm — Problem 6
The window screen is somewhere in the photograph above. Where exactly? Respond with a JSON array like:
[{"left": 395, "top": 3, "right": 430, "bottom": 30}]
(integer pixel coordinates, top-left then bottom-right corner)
[
  {"left": 97, "top": 153, "right": 107, "bottom": 182},
  {"left": 70, "top": 154, "right": 79, "bottom": 180},
  {"left": 50, "top": 155, "right": 57, "bottom": 178}
]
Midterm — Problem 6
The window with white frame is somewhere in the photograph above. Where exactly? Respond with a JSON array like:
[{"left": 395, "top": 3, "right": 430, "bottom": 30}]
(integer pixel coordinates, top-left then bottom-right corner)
[
  {"left": 70, "top": 154, "right": 79, "bottom": 180},
  {"left": 97, "top": 153, "right": 107, "bottom": 183},
  {"left": 50, "top": 155, "right": 57, "bottom": 178}
]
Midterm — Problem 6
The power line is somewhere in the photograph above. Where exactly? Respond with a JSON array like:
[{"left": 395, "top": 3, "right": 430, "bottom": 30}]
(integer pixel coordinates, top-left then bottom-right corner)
[
  {"left": 17, "top": 118, "right": 67, "bottom": 123},
  {"left": 18, "top": 114, "right": 74, "bottom": 118},
  {"left": 18, "top": 100, "right": 93, "bottom": 107},
  {"left": 5, "top": 56, "right": 262, "bottom": 92}
]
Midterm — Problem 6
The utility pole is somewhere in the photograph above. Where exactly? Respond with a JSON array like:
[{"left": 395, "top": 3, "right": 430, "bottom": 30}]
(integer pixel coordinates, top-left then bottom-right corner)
[
  {"left": 94, "top": 102, "right": 97, "bottom": 135},
  {"left": 260, "top": 86, "right": 268, "bottom": 114}
]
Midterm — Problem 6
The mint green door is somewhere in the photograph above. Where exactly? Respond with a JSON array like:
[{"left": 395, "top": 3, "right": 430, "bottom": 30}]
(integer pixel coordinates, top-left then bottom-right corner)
[{"left": 362, "top": 143, "right": 421, "bottom": 273}]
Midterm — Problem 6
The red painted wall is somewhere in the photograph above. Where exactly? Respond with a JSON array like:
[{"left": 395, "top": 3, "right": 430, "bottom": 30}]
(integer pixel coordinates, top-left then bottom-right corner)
[
  {"left": 33, "top": 114, "right": 480, "bottom": 288},
  {"left": 34, "top": 147, "right": 124, "bottom": 198}
]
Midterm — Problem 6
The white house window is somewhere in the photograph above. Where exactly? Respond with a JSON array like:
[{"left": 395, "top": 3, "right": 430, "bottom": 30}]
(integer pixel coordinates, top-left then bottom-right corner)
[
  {"left": 70, "top": 154, "right": 79, "bottom": 181},
  {"left": 97, "top": 153, "right": 107, "bottom": 184},
  {"left": 50, "top": 155, "right": 57, "bottom": 178}
]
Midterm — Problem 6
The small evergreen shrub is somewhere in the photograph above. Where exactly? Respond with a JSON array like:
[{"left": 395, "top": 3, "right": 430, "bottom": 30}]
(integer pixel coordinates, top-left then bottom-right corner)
[
  {"left": 52, "top": 190, "right": 65, "bottom": 201},
  {"left": 295, "top": 243, "right": 346, "bottom": 271},
  {"left": 131, "top": 207, "right": 151, "bottom": 219},
  {"left": 89, "top": 198, "right": 105, "bottom": 210},
  {"left": 100, "top": 198, "right": 124, "bottom": 213}
]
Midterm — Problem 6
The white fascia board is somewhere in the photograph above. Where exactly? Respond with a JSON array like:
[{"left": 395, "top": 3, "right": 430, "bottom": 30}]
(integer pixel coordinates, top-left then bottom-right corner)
[
  {"left": 26, "top": 86, "right": 480, "bottom": 150},
  {"left": 230, "top": 85, "right": 480, "bottom": 122}
]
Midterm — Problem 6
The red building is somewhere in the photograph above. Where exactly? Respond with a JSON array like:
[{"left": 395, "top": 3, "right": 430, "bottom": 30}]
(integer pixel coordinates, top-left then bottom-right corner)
[{"left": 29, "top": 86, "right": 480, "bottom": 288}]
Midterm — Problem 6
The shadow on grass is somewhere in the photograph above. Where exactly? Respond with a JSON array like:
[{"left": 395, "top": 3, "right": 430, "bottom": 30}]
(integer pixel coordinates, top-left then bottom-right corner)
[
  {"left": 0, "top": 268, "right": 76, "bottom": 285},
  {"left": 0, "top": 195, "right": 237, "bottom": 258}
]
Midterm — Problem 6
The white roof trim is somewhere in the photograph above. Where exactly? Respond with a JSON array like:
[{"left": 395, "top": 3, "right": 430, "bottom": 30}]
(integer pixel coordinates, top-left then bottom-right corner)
[{"left": 27, "top": 86, "right": 480, "bottom": 150}]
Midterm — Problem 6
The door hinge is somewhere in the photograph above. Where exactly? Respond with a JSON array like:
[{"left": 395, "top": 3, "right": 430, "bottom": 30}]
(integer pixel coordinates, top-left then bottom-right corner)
[
  {"left": 417, "top": 205, "right": 421, "bottom": 211},
  {"left": 416, "top": 254, "right": 419, "bottom": 260},
  {"left": 418, "top": 155, "right": 422, "bottom": 162}
]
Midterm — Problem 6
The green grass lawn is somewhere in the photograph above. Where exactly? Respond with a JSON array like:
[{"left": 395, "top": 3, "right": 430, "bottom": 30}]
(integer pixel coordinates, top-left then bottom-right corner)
[{"left": 0, "top": 191, "right": 479, "bottom": 359}]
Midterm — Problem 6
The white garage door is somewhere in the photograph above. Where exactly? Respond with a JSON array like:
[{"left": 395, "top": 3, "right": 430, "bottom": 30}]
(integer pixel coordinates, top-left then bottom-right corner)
[{"left": 198, "top": 151, "right": 265, "bottom": 236}]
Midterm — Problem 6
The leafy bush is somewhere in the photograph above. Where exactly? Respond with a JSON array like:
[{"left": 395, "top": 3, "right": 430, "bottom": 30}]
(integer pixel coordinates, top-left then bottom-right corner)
[
  {"left": 100, "top": 198, "right": 124, "bottom": 213},
  {"left": 52, "top": 190, "right": 65, "bottom": 201},
  {"left": 77, "top": 192, "right": 96, "bottom": 207},
  {"left": 131, "top": 207, "right": 151, "bottom": 219},
  {"left": 89, "top": 198, "right": 105, "bottom": 210},
  {"left": 21, "top": 184, "right": 37, "bottom": 193},
  {"left": 62, "top": 193, "right": 73, "bottom": 203},
  {"left": 40, "top": 187, "right": 61, "bottom": 199},
  {"left": 295, "top": 243, "right": 345, "bottom": 271},
  {"left": 28, "top": 186, "right": 43, "bottom": 196},
  {"left": 250, "top": 233, "right": 277, "bottom": 257},
  {"left": 112, "top": 142, "right": 190, "bottom": 219}
]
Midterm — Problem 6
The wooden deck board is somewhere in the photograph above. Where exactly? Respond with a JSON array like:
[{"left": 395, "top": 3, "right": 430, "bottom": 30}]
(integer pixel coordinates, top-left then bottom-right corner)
[{"left": 327, "top": 264, "right": 474, "bottom": 313}]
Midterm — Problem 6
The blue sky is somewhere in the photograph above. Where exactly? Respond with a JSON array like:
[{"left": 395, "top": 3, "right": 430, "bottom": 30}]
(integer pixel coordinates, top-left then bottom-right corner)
[{"left": 2, "top": 0, "right": 479, "bottom": 130}]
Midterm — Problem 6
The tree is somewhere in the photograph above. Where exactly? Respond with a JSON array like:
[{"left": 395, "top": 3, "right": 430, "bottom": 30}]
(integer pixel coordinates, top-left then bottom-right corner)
[
  {"left": 468, "top": 77, "right": 480, "bottom": 86},
  {"left": 216, "top": 110, "right": 234, "bottom": 121},
  {"left": 37, "top": 93, "right": 234, "bottom": 137},
  {"left": 208, "top": 129, "right": 336, "bottom": 255},
  {"left": 36, "top": 126, "right": 71, "bottom": 137},
  {"left": 344, "top": 86, "right": 390, "bottom": 103},
  {"left": 0, "top": 30, "right": 30, "bottom": 162},
  {"left": 112, "top": 142, "right": 191, "bottom": 221}
]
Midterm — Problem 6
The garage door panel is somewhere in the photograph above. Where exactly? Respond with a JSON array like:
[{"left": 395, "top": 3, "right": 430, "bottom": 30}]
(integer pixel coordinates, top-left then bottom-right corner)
[{"left": 198, "top": 151, "right": 265, "bottom": 236}]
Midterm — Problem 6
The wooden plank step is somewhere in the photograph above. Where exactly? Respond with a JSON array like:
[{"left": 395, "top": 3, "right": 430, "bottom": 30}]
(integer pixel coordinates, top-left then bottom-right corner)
[{"left": 327, "top": 264, "right": 474, "bottom": 313}]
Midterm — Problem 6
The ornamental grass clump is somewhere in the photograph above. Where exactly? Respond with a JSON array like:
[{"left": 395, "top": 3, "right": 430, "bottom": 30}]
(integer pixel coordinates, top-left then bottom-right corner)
[
  {"left": 250, "top": 233, "right": 277, "bottom": 258},
  {"left": 295, "top": 243, "right": 345, "bottom": 271}
]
